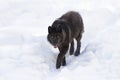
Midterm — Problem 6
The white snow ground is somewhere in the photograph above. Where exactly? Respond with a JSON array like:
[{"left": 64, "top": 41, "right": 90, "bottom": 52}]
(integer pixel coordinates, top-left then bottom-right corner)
[{"left": 0, "top": 0, "right": 120, "bottom": 80}]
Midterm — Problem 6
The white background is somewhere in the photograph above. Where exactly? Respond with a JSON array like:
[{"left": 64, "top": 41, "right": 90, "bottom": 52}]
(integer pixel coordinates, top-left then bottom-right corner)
[{"left": 0, "top": 0, "right": 120, "bottom": 80}]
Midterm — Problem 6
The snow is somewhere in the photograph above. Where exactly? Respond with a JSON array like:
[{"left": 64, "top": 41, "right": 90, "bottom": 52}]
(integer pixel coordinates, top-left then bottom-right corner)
[{"left": 0, "top": 0, "right": 120, "bottom": 80}]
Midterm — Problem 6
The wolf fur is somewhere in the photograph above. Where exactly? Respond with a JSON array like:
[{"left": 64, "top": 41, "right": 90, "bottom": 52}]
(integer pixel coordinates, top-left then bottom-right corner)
[{"left": 47, "top": 11, "right": 84, "bottom": 69}]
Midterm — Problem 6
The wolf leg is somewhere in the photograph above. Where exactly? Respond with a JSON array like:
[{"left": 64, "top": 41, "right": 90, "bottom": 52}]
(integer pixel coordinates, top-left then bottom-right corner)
[
  {"left": 74, "top": 33, "right": 82, "bottom": 56},
  {"left": 70, "top": 40, "right": 74, "bottom": 55},
  {"left": 56, "top": 44, "right": 69, "bottom": 69},
  {"left": 62, "top": 57, "right": 66, "bottom": 66}
]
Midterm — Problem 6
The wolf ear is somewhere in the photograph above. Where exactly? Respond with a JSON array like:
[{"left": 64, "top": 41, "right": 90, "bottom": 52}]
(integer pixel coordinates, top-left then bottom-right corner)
[
  {"left": 48, "top": 26, "right": 52, "bottom": 33},
  {"left": 56, "top": 24, "right": 62, "bottom": 33},
  {"left": 58, "top": 26, "right": 62, "bottom": 33}
]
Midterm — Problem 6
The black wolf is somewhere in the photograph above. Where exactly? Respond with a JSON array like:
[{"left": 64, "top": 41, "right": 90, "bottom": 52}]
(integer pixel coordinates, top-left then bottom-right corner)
[{"left": 47, "top": 11, "right": 84, "bottom": 69}]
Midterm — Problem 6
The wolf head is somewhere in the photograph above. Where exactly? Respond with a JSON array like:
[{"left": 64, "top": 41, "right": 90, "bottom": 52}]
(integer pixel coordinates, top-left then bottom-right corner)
[{"left": 47, "top": 25, "right": 64, "bottom": 48}]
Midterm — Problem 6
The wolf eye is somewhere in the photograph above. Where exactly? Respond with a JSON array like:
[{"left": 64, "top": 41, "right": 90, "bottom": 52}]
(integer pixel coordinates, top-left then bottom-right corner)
[
  {"left": 57, "top": 36, "right": 59, "bottom": 38},
  {"left": 51, "top": 36, "right": 54, "bottom": 39}
]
